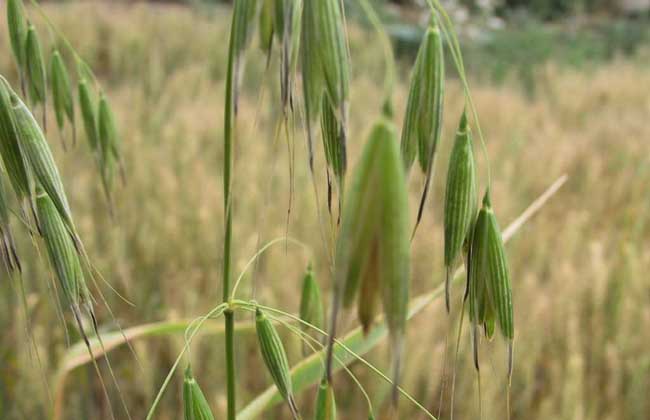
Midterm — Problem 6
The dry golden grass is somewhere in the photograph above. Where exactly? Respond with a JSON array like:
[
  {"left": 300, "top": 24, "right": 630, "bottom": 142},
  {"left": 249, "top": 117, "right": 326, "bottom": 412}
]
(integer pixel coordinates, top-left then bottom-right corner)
[{"left": 0, "top": 2, "right": 649, "bottom": 419}]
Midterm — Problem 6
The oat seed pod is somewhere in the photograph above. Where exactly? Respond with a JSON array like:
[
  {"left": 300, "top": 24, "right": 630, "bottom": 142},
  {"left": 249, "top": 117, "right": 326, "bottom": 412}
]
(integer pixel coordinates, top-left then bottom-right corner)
[
  {"left": 78, "top": 79, "right": 98, "bottom": 151},
  {"left": 320, "top": 94, "right": 346, "bottom": 183},
  {"left": 183, "top": 365, "right": 215, "bottom": 420},
  {"left": 483, "top": 192, "right": 514, "bottom": 341},
  {"left": 231, "top": 0, "right": 258, "bottom": 56},
  {"left": 299, "top": 263, "right": 324, "bottom": 333},
  {"left": 443, "top": 111, "right": 477, "bottom": 312},
  {"left": 228, "top": 0, "right": 258, "bottom": 113},
  {"left": 314, "top": 377, "right": 336, "bottom": 420},
  {"left": 468, "top": 205, "right": 489, "bottom": 327},
  {"left": 25, "top": 25, "right": 47, "bottom": 107},
  {"left": 255, "top": 308, "right": 300, "bottom": 419},
  {"left": 300, "top": 0, "right": 323, "bottom": 169},
  {"left": 259, "top": 0, "right": 275, "bottom": 55},
  {"left": 98, "top": 92, "right": 120, "bottom": 186},
  {"left": 11, "top": 93, "right": 74, "bottom": 231},
  {"left": 0, "top": 175, "right": 21, "bottom": 274},
  {"left": 277, "top": 0, "right": 296, "bottom": 112},
  {"left": 334, "top": 119, "right": 410, "bottom": 390},
  {"left": 36, "top": 190, "right": 88, "bottom": 309},
  {"left": 416, "top": 23, "right": 444, "bottom": 173},
  {"left": 50, "top": 50, "right": 75, "bottom": 140},
  {"left": 399, "top": 50, "right": 423, "bottom": 171},
  {"left": 7, "top": 0, "right": 27, "bottom": 72},
  {"left": 0, "top": 79, "right": 35, "bottom": 206},
  {"left": 314, "top": 0, "right": 349, "bottom": 110},
  {"left": 357, "top": 242, "right": 380, "bottom": 335}
]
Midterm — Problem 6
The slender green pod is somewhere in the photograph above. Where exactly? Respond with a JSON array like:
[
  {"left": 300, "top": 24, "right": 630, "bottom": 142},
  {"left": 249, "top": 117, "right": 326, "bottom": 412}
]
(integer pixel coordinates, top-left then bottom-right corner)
[
  {"left": 11, "top": 93, "right": 74, "bottom": 231},
  {"left": 314, "top": 377, "right": 336, "bottom": 420},
  {"left": 320, "top": 94, "right": 346, "bottom": 184},
  {"left": 299, "top": 263, "right": 324, "bottom": 334},
  {"left": 483, "top": 192, "right": 514, "bottom": 341},
  {"left": 259, "top": 0, "right": 275, "bottom": 56},
  {"left": 230, "top": 0, "right": 258, "bottom": 113},
  {"left": 78, "top": 79, "right": 98, "bottom": 151},
  {"left": 36, "top": 190, "right": 88, "bottom": 309},
  {"left": 50, "top": 50, "right": 75, "bottom": 145},
  {"left": 399, "top": 50, "right": 423, "bottom": 171},
  {"left": 357, "top": 241, "right": 380, "bottom": 335},
  {"left": 0, "top": 79, "right": 35, "bottom": 207},
  {"left": 183, "top": 365, "right": 215, "bottom": 420},
  {"left": 333, "top": 119, "right": 410, "bottom": 395},
  {"left": 7, "top": 0, "right": 27, "bottom": 72},
  {"left": 443, "top": 111, "right": 477, "bottom": 312},
  {"left": 468, "top": 206, "right": 488, "bottom": 325},
  {"left": 255, "top": 308, "right": 300, "bottom": 419},
  {"left": 231, "top": 0, "right": 258, "bottom": 55},
  {"left": 300, "top": 0, "right": 323, "bottom": 170},
  {"left": 0, "top": 175, "right": 21, "bottom": 274},
  {"left": 468, "top": 190, "right": 515, "bottom": 376},
  {"left": 314, "top": 0, "right": 349, "bottom": 109},
  {"left": 25, "top": 25, "right": 47, "bottom": 109},
  {"left": 273, "top": 0, "right": 286, "bottom": 43},
  {"left": 467, "top": 200, "right": 489, "bottom": 370},
  {"left": 278, "top": 0, "right": 295, "bottom": 112},
  {"left": 416, "top": 23, "right": 445, "bottom": 173},
  {"left": 483, "top": 191, "right": 515, "bottom": 378},
  {"left": 98, "top": 92, "right": 120, "bottom": 185}
]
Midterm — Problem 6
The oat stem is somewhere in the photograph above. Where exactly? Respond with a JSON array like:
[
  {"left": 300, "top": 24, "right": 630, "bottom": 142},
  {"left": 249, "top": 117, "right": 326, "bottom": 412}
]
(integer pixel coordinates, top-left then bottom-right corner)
[{"left": 223, "top": 1, "right": 237, "bottom": 417}]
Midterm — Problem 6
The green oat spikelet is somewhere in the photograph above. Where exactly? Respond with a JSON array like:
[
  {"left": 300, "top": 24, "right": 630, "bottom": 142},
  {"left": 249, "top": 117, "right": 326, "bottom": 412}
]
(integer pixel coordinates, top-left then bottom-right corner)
[
  {"left": 7, "top": 0, "right": 27, "bottom": 75},
  {"left": 314, "top": 377, "right": 336, "bottom": 420},
  {"left": 259, "top": 0, "right": 275, "bottom": 57},
  {"left": 400, "top": 21, "right": 444, "bottom": 176},
  {"left": 0, "top": 78, "right": 35, "bottom": 213},
  {"left": 412, "top": 21, "right": 445, "bottom": 235},
  {"left": 467, "top": 190, "right": 515, "bottom": 377},
  {"left": 443, "top": 111, "right": 477, "bottom": 312},
  {"left": 276, "top": 0, "right": 296, "bottom": 113},
  {"left": 357, "top": 241, "right": 380, "bottom": 335},
  {"left": 416, "top": 23, "right": 444, "bottom": 173},
  {"left": 98, "top": 92, "right": 123, "bottom": 188},
  {"left": 78, "top": 79, "right": 98, "bottom": 151},
  {"left": 299, "top": 263, "right": 324, "bottom": 334},
  {"left": 483, "top": 190, "right": 515, "bottom": 378},
  {"left": 333, "top": 119, "right": 410, "bottom": 399},
  {"left": 400, "top": 47, "right": 423, "bottom": 171},
  {"left": 25, "top": 25, "right": 47, "bottom": 121},
  {"left": 467, "top": 199, "right": 490, "bottom": 370},
  {"left": 11, "top": 92, "right": 74, "bottom": 232},
  {"left": 50, "top": 50, "right": 75, "bottom": 148},
  {"left": 320, "top": 94, "right": 346, "bottom": 192},
  {"left": 35, "top": 189, "right": 89, "bottom": 311},
  {"left": 315, "top": 0, "right": 349, "bottom": 111},
  {"left": 255, "top": 308, "right": 300, "bottom": 419},
  {"left": 300, "top": 0, "right": 323, "bottom": 170},
  {"left": 312, "top": 0, "right": 349, "bottom": 182},
  {"left": 0, "top": 174, "right": 21, "bottom": 274},
  {"left": 230, "top": 0, "right": 258, "bottom": 114},
  {"left": 183, "top": 365, "right": 215, "bottom": 420}
]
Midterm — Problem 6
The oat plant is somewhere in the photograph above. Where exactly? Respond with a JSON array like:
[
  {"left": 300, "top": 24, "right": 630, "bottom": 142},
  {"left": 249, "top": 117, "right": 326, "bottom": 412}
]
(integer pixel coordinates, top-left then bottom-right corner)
[
  {"left": 2, "top": 1, "right": 570, "bottom": 419},
  {"left": 143, "top": 0, "right": 543, "bottom": 419}
]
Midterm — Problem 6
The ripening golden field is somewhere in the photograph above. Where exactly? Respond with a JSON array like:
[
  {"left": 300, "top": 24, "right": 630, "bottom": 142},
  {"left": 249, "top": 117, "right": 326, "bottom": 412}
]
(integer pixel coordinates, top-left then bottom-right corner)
[{"left": 0, "top": 2, "right": 649, "bottom": 420}]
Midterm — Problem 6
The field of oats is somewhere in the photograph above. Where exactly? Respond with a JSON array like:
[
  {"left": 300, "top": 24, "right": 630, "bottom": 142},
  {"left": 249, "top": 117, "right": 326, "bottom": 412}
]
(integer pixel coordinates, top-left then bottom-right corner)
[{"left": 1, "top": 2, "right": 649, "bottom": 420}]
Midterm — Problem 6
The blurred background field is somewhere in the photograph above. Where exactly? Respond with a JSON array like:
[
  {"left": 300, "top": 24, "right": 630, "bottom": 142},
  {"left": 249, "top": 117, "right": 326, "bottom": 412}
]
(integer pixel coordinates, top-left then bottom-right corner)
[{"left": 0, "top": 1, "right": 649, "bottom": 419}]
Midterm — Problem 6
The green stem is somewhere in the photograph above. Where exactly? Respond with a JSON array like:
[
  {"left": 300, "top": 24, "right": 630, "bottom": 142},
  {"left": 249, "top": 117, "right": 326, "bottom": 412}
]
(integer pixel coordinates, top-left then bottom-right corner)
[
  {"left": 225, "top": 309, "right": 237, "bottom": 420},
  {"left": 223, "top": 2, "right": 238, "bottom": 418}
]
